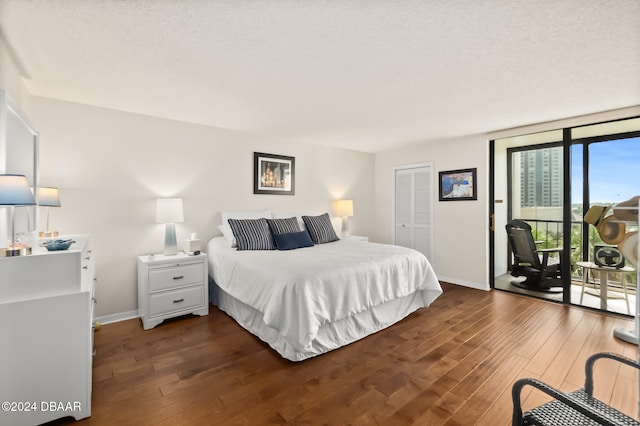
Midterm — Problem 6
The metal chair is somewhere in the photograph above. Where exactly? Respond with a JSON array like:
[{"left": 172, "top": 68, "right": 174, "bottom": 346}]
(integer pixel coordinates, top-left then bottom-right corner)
[{"left": 512, "top": 352, "right": 640, "bottom": 425}]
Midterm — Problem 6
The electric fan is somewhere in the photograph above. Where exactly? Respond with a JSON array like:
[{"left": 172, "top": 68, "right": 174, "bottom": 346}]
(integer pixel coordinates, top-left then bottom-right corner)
[{"left": 594, "top": 245, "right": 625, "bottom": 268}]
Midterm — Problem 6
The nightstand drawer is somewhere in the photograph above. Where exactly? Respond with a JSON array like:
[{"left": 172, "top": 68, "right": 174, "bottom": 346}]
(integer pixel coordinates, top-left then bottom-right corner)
[
  {"left": 148, "top": 263, "right": 203, "bottom": 292},
  {"left": 149, "top": 285, "right": 204, "bottom": 317}
]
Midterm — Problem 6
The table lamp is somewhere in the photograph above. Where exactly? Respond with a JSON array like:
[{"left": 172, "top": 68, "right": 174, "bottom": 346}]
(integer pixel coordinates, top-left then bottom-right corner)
[
  {"left": 38, "top": 186, "right": 61, "bottom": 238},
  {"left": 332, "top": 199, "right": 354, "bottom": 237},
  {"left": 156, "top": 198, "right": 184, "bottom": 255},
  {"left": 0, "top": 174, "right": 37, "bottom": 256}
]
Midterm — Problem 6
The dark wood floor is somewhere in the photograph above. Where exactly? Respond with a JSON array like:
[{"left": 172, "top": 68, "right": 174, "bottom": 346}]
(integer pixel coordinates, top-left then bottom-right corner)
[{"left": 58, "top": 283, "right": 638, "bottom": 425}]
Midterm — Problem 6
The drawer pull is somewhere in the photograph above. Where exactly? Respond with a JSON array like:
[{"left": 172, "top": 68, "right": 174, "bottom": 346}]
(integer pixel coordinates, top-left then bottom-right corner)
[
  {"left": 173, "top": 298, "right": 184, "bottom": 303},
  {"left": 173, "top": 275, "right": 184, "bottom": 280},
  {"left": 83, "top": 266, "right": 88, "bottom": 270}
]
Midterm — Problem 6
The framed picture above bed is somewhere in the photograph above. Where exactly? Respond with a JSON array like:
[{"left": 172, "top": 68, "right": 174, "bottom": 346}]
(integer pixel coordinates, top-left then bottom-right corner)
[
  {"left": 438, "top": 168, "right": 477, "bottom": 201},
  {"left": 254, "top": 152, "right": 295, "bottom": 195}
]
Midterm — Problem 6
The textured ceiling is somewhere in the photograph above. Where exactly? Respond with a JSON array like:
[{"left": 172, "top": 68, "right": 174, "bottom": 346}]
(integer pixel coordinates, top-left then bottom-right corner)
[{"left": 1, "top": 0, "right": 639, "bottom": 153}]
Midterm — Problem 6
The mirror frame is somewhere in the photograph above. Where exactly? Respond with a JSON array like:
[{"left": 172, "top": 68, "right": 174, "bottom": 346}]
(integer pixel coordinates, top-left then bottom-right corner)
[{"left": 0, "top": 89, "right": 39, "bottom": 245}]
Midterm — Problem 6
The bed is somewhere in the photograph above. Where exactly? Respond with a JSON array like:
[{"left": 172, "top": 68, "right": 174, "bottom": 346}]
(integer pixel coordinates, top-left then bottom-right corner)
[{"left": 207, "top": 228, "right": 442, "bottom": 361}]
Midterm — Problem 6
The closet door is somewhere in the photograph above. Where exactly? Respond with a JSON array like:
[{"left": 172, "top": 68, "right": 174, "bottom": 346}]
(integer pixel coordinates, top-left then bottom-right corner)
[{"left": 394, "top": 164, "right": 433, "bottom": 262}]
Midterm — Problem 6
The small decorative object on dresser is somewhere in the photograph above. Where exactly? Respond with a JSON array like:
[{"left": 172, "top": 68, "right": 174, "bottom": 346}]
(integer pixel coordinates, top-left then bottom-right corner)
[
  {"left": 41, "top": 238, "right": 75, "bottom": 251},
  {"left": 137, "top": 252, "right": 208, "bottom": 330}
]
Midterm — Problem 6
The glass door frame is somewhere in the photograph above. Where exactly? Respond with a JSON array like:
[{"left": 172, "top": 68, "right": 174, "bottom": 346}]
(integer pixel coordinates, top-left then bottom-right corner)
[
  {"left": 490, "top": 117, "right": 640, "bottom": 312},
  {"left": 575, "top": 127, "right": 640, "bottom": 269},
  {"left": 501, "top": 139, "right": 572, "bottom": 302}
]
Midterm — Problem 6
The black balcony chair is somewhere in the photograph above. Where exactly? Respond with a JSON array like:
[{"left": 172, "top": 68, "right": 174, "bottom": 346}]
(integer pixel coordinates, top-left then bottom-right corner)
[
  {"left": 512, "top": 352, "right": 640, "bottom": 425},
  {"left": 506, "top": 220, "right": 562, "bottom": 292}
]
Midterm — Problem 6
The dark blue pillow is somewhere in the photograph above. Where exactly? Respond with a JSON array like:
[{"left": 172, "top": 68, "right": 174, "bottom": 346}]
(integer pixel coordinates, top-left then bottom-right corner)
[{"left": 273, "top": 230, "right": 314, "bottom": 251}]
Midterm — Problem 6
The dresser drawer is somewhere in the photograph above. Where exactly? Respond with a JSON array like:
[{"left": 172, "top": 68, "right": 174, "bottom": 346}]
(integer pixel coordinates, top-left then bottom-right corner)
[
  {"left": 149, "top": 285, "right": 205, "bottom": 317},
  {"left": 148, "top": 263, "right": 203, "bottom": 292}
]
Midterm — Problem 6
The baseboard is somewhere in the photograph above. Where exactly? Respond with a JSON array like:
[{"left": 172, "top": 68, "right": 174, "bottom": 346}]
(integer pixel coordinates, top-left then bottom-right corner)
[
  {"left": 437, "top": 275, "right": 489, "bottom": 291},
  {"left": 94, "top": 309, "right": 139, "bottom": 325}
]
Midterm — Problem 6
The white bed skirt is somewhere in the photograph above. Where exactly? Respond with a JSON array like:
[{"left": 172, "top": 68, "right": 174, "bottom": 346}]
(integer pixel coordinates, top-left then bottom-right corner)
[{"left": 210, "top": 279, "right": 428, "bottom": 362}]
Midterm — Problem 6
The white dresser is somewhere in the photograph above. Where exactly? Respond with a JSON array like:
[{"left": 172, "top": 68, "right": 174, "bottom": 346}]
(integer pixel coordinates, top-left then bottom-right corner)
[
  {"left": 137, "top": 252, "right": 208, "bottom": 330},
  {"left": 0, "top": 235, "right": 95, "bottom": 425}
]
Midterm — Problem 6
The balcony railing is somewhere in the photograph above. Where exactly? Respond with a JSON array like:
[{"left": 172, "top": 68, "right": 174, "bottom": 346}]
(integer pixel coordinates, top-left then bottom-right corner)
[{"left": 511, "top": 218, "right": 637, "bottom": 285}]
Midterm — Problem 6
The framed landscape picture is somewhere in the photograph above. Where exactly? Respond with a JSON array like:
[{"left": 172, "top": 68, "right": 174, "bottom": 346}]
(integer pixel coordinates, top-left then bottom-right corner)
[
  {"left": 254, "top": 152, "right": 295, "bottom": 195},
  {"left": 439, "top": 168, "right": 477, "bottom": 201}
]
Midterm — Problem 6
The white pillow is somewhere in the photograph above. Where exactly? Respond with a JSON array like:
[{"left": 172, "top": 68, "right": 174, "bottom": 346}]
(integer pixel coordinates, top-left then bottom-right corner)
[
  {"left": 219, "top": 209, "right": 272, "bottom": 247},
  {"left": 218, "top": 224, "right": 235, "bottom": 247}
]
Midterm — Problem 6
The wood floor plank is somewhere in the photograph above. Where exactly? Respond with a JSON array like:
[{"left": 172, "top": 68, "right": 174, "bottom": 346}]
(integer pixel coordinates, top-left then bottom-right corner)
[
  {"left": 444, "top": 353, "right": 531, "bottom": 424},
  {"left": 523, "top": 308, "right": 586, "bottom": 377},
  {"left": 538, "top": 314, "right": 598, "bottom": 389},
  {"left": 49, "top": 282, "right": 637, "bottom": 426},
  {"left": 611, "top": 374, "right": 639, "bottom": 417}
]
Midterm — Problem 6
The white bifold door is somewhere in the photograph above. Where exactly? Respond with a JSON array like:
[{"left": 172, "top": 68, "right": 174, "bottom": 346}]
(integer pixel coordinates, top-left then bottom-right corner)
[{"left": 394, "top": 164, "right": 433, "bottom": 263}]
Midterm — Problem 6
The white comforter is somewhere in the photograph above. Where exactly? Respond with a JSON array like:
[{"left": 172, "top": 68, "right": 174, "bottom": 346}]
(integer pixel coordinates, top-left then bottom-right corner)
[{"left": 208, "top": 237, "right": 442, "bottom": 352}]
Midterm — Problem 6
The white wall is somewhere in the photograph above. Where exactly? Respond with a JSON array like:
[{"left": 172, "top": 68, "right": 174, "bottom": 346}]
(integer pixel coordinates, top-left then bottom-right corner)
[
  {"left": 30, "top": 96, "right": 375, "bottom": 319},
  {"left": 0, "top": 36, "right": 31, "bottom": 115},
  {"left": 374, "top": 134, "right": 489, "bottom": 290}
]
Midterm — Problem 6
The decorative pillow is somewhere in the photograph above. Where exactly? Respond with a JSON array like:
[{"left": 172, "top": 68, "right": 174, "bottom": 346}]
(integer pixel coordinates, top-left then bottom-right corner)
[
  {"left": 272, "top": 212, "right": 307, "bottom": 231},
  {"left": 227, "top": 218, "right": 275, "bottom": 250},
  {"left": 220, "top": 209, "right": 272, "bottom": 247},
  {"left": 273, "top": 231, "right": 314, "bottom": 251},
  {"left": 267, "top": 217, "right": 300, "bottom": 235},
  {"left": 302, "top": 213, "right": 340, "bottom": 244}
]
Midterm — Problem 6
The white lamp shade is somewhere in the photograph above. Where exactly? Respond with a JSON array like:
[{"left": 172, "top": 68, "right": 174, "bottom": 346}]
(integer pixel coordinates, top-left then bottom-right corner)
[
  {"left": 38, "top": 187, "right": 61, "bottom": 207},
  {"left": 333, "top": 199, "right": 354, "bottom": 217},
  {"left": 0, "top": 174, "right": 36, "bottom": 205},
  {"left": 156, "top": 198, "right": 184, "bottom": 223}
]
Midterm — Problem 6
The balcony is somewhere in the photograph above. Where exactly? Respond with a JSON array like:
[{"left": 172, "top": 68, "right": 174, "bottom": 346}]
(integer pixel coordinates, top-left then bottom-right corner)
[{"left": 498, "top": 218, "right": 637, "bottom": 316}]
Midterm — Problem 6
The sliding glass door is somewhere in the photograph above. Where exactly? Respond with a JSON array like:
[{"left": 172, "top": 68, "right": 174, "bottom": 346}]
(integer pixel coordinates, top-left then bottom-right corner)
[
  {"left": 492, "top": 130, "right": 567, "bottom": 300},
  {"left": 491, "top": 117, "right": 640, "bottom": 315},
  {"left": 571, "top": 132, "right": 640, "bottom": 315}
]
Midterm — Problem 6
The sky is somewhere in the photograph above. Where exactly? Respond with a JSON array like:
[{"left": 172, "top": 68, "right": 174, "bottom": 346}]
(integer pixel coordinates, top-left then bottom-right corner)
[{"left": 571, "top": 137, "right": 640, "bottom": 205}]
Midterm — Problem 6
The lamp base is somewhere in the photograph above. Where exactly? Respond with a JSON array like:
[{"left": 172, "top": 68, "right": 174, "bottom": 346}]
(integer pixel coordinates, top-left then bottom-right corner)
[
  {"left": 39, "top": 230, "right": 59, "bottom": 238},
  {"left": 341, "top": 217, "right": 350, "bottom": 237},
  {"left": 1, "top": 246, "right": 32, "bottom": 257},
  {"left": 163, "top": 223, "right": 179, "bottom": 256}
]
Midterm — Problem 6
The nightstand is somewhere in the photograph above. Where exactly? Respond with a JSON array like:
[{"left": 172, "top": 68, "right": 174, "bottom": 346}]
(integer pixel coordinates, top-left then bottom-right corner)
[
  {"left": 137, "top": 252, "right": 208, "bottom": 330},
  {"left": 341, "top": 235, "right": 369, "bottom": 242}
]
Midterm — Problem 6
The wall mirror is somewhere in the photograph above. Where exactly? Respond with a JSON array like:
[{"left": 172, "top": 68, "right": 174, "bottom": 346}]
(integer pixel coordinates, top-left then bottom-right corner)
[{"left": 0, "top": 90, "right": 39, "bottom": 246}]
